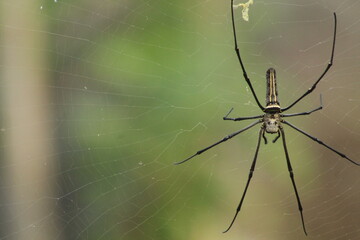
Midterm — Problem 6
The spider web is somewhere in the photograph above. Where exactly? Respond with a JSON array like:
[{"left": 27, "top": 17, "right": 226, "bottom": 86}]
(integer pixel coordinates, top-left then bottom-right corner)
[{"left": 1, "top": 0, "right": 360, "bottom": 239}]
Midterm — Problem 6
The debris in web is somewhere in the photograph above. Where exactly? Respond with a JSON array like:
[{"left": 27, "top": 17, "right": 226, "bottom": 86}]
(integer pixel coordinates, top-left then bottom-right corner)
[{"left": 233, "top": 0, "right": 254, "bottom": 21}]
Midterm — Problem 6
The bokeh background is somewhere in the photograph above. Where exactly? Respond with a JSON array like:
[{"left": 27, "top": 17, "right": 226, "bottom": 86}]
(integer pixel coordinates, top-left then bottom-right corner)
[{"left": 1, "top": 0, "right": 359, "bottom": 240}]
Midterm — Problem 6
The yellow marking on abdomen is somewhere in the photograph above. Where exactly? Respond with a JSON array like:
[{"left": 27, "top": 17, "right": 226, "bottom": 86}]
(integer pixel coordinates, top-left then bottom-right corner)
[{"left": 269, "top": 69, "right": 277, "bottom": 103}]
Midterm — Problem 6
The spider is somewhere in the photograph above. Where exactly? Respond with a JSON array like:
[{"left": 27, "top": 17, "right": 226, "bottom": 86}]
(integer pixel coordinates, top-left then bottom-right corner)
[{"left": 175, "top": 1, "right": 359, "bottom": 236}]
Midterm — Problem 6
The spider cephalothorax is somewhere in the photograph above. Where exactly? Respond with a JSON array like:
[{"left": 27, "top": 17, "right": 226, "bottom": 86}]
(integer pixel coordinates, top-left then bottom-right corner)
[
  {"left": 263, "top": 113, "right": 281, "bottom": 134},
  {"left": 175, "top": 3, "right": 359, "bottom": 236}
]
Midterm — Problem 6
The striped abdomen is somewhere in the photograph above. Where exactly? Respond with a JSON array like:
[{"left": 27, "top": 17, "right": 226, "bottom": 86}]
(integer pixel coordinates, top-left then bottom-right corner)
[{"left": 266, "top": 68, "right": 280, "bottom": 107}]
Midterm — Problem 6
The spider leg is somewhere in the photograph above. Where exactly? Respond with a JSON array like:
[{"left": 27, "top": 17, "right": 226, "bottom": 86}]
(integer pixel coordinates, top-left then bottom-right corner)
[
  {"left": 272, "top": 131, "right": 281, "bottom": 143},
  {"left": 174, "top": 120, "right": 261, "bottom": 165},
  {"left": 223, "top": 128, "right": 264, "bottom": 233},
  {"left": 223, "top": 107, "right": 263, "bottom": 121},
  {"left": 279, "top": 127, "right": 307, "bottom": 235},
  {"left": 231, "top": 0, "right": 265, "bottom": 111},
  {"left": 281, "top": 13, "right": 337, "bottom": 112},
  {"left": 283, "top": 121, "right": 359, "bottom": 166},
  {"left": 281, "top": 94, "right": 323, "bottom": 118}
]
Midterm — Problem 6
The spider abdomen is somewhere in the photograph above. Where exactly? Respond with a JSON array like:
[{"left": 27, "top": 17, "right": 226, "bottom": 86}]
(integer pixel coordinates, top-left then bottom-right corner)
[{"left": 266, "top": 68, "right": 280, "bottom": 106}]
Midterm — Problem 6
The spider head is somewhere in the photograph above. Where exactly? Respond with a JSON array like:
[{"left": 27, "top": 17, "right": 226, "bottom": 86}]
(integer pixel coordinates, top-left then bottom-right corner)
[{"left": 264, "top": 114, "right": 280, "bottom": 133}]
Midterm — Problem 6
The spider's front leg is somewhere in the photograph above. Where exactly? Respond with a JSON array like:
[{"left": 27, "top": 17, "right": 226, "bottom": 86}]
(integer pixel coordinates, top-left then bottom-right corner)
[
  {"left": 283, "top": 120, "right": 360, "bottom": 166},
  {"left": 223, "top": 127, "right": 265, "bottom": 233},
  {"left": 174, "top": 120, "right": 261, "bottom": 165},
  {"left": 279, "top": 127, "right": 307, "bottom": 235}
]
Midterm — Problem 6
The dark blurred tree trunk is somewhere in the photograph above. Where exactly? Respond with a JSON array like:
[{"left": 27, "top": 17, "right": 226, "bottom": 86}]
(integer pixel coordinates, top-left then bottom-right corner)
[{"left": 1, "top": 1, "right": 59, "bottom": 239}]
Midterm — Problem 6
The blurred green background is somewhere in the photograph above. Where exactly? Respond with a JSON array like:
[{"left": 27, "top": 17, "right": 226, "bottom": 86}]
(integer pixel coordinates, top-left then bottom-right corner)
[{"left": 1, "top": 0, "right": 359, "bottom": 239}]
